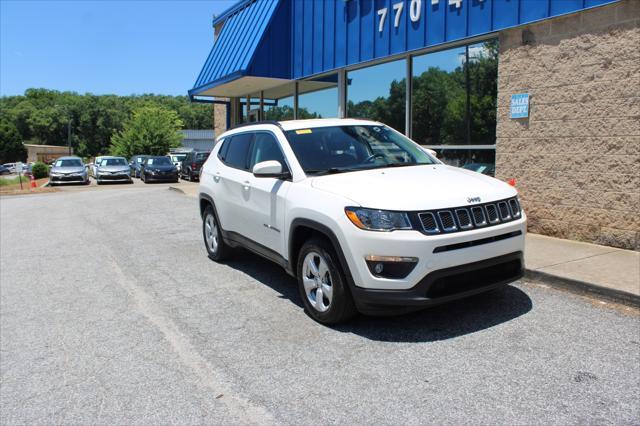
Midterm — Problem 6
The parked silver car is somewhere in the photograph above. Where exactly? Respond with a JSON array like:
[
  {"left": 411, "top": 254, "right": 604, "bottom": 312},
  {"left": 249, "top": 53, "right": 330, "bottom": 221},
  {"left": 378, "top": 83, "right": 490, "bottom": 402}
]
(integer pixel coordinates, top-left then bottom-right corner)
[
  {"left": 94, "top": 156, "right": 132, "bottom": 184},
  {"left": 49, "top": 156, "right": 89, "bottom": 185}
]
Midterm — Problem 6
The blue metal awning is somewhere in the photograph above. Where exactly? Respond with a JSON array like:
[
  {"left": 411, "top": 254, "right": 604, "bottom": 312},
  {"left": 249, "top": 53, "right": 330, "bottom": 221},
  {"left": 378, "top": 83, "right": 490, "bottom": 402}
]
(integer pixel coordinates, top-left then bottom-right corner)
[{"left": 189, "top": 0, "right": 290, "bottom": 98}]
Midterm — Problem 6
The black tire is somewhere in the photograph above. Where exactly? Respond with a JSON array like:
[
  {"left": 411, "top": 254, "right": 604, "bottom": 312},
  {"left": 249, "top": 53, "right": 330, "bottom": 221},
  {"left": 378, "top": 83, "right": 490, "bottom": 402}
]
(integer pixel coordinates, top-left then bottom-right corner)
[
  {"left": 202, "top": 205, "right": 231, "bottom": 261},
  {"left": 96, "top": 180, "right": 101, "bottom": 185},
  {"left": 187, "top": 169, "right": 193, "bottom": 182},
  {"left": 296, "top": 238, "right": 357, "bottom": 324}
]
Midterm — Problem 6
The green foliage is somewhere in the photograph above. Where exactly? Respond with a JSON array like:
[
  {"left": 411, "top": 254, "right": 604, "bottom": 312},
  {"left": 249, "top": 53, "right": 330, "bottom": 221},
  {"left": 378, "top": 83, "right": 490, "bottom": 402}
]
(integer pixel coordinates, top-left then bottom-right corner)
[
  {"left": 0, "top": 89, "right": 213, "bottom": 158},
  {"left": 30, "top": 161, "right": 49, "bottom": 179},
  {"left": 110, "top": 106, "right": 183, "bottom": 158},
  {"left": 0, "top": 119, "right": 26, "bottom": 163},
  {"left": 263, "top": 105, "right": 318, "bottom": 121}
]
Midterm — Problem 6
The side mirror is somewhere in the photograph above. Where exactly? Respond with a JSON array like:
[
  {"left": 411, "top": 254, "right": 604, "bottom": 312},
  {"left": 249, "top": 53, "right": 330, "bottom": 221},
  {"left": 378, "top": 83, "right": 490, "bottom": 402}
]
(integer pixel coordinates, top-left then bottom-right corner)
[{"left": 252, "top": 160, "right": 289, "bottom": 179}]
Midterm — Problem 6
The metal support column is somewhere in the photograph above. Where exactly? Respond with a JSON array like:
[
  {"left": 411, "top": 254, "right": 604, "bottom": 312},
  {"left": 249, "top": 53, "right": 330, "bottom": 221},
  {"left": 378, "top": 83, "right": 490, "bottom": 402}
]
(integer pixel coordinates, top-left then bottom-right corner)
[
  {"left": 405, "top": 56, "right": 413, "bottom": 138},
  {"left": 259, "top": 91, "right": 264, "bottom": 121},
  {"left": 338, "top": 69, "right": 347, "bottom": 118},
  {"left": 245, "top": 96, "right": 251, "bottom": 122},
  {"left": 293, "top": 82, "right": 299, "bottom": 120}
]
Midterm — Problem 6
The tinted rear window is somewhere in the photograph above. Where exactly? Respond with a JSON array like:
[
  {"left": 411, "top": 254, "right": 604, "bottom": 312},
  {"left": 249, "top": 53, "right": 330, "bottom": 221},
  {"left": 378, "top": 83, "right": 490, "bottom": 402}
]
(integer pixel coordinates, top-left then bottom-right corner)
[{"left": 224, "top": 134, "right": 253, "bottom": 170}]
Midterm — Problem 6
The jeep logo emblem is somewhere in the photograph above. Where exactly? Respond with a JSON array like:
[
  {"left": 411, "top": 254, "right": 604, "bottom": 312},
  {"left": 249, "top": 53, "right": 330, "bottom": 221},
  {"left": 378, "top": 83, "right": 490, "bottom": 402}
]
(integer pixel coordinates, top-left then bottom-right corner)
[{"left": 467, "top": 197, "right": 481, "bottom": 203}]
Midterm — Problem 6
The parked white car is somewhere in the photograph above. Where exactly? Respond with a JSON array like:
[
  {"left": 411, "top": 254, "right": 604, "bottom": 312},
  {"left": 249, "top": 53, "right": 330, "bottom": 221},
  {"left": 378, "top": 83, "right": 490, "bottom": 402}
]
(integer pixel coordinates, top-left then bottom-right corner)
[
  {"left": 91, "top": 156, "right": 107, "bottom": 177},
  {"left": 198, "top": 119, "right": 526, "bottom": 324}
]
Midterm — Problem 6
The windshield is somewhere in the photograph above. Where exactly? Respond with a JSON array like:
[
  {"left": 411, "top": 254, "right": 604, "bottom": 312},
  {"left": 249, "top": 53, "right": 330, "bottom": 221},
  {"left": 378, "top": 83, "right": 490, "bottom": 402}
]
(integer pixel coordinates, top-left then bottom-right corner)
[
  {"left": 55, "top": 159, "right": 82, "bottom": 167},
  {"left": 102, "top": 158, "right": 127, "bottom": 166},
  {"left": 284, "top": 125, "right": 436, "bottom": 175},
  {"left": 195, "top": 152, "right": 209, "bottom": 161},
  {"left": 170, "top": 154, "right": 186, "bottom": 162},
  {"left": 147, "top": 157, "right": 172, "bottom": 165},
  {"left": 136, "top": 157, "right": 145, "bottom": 163}
]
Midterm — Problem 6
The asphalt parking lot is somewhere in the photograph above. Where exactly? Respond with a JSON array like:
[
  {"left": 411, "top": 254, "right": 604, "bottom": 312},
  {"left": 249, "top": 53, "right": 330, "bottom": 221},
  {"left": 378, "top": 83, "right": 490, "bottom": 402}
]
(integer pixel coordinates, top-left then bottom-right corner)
[{"left": 1, "top": 186, "right": 639, "bottom": 424}]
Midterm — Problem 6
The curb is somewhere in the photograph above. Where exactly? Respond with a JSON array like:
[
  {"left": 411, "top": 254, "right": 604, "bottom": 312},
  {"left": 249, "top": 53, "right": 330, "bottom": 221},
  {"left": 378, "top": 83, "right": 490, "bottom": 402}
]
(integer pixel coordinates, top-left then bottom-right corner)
[
  {"left": 168, "top": 186, "right": 186, "bottom": 195},
  {"left": 525, "top": 269, "right": 640, "bottom": 308}
]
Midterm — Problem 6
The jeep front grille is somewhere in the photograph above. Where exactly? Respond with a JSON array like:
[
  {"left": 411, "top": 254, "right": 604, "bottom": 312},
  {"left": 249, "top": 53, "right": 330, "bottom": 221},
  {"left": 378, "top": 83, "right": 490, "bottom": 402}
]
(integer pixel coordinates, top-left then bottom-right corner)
[{"left": 417, "top": 197, "right": 522, "bottom": 235}]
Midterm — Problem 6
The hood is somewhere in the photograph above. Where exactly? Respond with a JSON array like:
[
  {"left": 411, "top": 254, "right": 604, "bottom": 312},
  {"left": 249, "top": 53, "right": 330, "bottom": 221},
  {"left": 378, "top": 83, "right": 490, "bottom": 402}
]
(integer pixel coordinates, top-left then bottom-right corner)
[
  {"left": 98, "top": 166, "right": 129, "bottom": 173},
  {"left": 51, "top": 166, "right": 85, "bottom": 174},
  {"left": 310, "top": 164, "right": 517, "bottom": 210}
]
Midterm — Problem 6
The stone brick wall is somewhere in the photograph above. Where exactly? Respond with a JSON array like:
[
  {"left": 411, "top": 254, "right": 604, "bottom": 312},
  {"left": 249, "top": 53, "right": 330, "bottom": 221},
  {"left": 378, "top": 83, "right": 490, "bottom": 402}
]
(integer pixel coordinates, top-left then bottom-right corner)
[
  {"left": 213, "top": 102, "right": 227, "bottom": 136},
  {"left": 495, "top": 0, "right": 640, "bottom": 250}
]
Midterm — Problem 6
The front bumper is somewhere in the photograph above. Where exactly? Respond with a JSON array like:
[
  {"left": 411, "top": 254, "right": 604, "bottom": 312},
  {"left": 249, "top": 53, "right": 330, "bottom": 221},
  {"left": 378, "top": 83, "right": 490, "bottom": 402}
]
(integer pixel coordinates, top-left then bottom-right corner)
[
  {"left": 97, "top": 173, "right": 131, "bottom": 182},
  {"left": 50, "top": 175, "right": 87, "bottom": 183},
  {"left": 351, "top": 251, "right": 523, "bottom": 314},
  {"left": 145, "top": 172, "right": 178, "bottom": 182}
]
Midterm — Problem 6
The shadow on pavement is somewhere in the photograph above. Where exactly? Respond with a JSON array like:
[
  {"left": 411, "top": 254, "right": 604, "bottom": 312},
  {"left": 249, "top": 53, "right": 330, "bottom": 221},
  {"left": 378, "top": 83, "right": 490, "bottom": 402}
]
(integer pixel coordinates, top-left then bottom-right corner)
[{"left": 226, "top": 250, "right": 533, "bottom": 342}]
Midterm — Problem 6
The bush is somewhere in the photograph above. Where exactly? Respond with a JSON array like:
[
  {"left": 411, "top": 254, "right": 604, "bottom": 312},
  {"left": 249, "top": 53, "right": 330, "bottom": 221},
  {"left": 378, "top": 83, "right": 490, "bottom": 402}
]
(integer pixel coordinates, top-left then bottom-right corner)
[{"left": 31, "top": 161, "right": 49, "bottom": 179}]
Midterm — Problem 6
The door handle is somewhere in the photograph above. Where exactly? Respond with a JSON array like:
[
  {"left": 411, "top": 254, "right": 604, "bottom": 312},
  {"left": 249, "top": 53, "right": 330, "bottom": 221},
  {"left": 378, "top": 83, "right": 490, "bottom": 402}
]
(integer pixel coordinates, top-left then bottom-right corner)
[{"left": 242, "top": 180, "right": 250, "bottom": 191}]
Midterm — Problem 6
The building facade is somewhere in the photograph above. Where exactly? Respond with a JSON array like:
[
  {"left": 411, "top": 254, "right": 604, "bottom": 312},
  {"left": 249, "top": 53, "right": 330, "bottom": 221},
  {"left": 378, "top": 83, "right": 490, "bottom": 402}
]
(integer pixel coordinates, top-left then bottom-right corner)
[
  {"left": 180, "top": 129, "right": 216, "bottom": 152},
  {"left": 191, "top": 0, "right": 639, "bottom": 250},
  {"left": 23, "top": 144, "right": 73, "bottom": 163}
]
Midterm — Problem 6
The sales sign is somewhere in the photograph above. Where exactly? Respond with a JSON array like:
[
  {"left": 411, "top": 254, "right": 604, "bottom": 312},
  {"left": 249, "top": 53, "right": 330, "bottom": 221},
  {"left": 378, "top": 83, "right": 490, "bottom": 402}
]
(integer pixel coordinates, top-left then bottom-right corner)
[{"left": 510, "top": 94, "right": 530, "bottom": 119}]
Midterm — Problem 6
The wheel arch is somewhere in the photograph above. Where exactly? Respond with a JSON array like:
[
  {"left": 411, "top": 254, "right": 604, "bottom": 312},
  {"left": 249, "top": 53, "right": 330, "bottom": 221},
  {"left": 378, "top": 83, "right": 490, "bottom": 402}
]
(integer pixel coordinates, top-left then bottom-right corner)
[
  {"left": 288, "top": 218, "right": 355, "bottom": 288},
  {"left": 199, "top": 193, "right": 216, "bottom": 219}
]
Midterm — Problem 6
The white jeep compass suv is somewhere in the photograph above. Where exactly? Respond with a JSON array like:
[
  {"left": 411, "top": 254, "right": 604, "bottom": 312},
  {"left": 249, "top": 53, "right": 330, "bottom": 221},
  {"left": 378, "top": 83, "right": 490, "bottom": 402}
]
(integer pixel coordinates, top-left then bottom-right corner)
[{"left": 199, "top": 119, "right": 526, "bottom": 324}]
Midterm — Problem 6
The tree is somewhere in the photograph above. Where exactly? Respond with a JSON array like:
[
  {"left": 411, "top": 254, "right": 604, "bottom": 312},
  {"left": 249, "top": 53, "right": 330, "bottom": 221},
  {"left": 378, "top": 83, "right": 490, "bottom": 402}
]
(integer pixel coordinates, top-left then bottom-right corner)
[
  {"left": 0, "top": 120, "right": 26, "bottom": 163},
  {"left": 109, "top": 106, "right": 183, "bottom": 157}
]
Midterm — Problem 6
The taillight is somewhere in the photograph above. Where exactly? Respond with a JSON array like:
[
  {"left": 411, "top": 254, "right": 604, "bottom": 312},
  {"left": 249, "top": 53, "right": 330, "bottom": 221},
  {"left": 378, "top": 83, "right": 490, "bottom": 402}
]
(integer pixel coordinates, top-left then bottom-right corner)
[{"left": 192, "top": 162, "right": 196, "bottom": 169}]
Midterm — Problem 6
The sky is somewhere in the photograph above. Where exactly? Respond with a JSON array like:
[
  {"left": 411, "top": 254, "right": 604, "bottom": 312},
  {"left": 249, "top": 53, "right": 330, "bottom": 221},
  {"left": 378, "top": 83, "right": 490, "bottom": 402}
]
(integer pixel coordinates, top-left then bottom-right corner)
[{"left": 0, "top": 0, "right": 237, "bottom": 97}]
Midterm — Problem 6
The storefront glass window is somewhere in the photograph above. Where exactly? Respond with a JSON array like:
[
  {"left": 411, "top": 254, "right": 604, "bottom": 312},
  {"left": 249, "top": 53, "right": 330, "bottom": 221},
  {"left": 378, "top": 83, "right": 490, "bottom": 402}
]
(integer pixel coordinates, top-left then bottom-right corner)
[
  {"left": 468, "top": 40, "right": 499, "bottom": 146},
  {"left": 412, "top": 46, "right": 466, "bottom": 146},
  {"left": 263, "top": 84, "right": 295, "bottom": 121},
  {"left": 298, "top": 75, "right": 338, "bottom": 119},
  {"left": 411, "top": 39, "right": 498, "bottom": 169},
  {"left": 431, "top": 148, "right": 496, "bottom": 176},
  {"left": 347, "top": 59, "right": 406, "bottom": 133}
]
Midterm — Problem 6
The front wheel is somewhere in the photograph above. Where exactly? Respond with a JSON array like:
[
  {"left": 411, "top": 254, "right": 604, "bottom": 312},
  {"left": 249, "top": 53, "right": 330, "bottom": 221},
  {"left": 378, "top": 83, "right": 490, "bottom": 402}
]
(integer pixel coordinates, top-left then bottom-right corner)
[
  {"left": 297, "top": 239, "right": 356, "bottom": 324},
  {"left": 202, "top": 205, "right": 230, "bottom": 261}
]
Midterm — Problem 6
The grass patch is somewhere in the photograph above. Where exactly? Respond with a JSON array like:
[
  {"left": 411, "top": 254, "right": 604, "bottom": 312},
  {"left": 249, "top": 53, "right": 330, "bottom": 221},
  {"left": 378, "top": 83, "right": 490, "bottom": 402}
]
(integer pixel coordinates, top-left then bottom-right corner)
[{"left": 0, "top": 176, "right": 29, "bottom": 186}]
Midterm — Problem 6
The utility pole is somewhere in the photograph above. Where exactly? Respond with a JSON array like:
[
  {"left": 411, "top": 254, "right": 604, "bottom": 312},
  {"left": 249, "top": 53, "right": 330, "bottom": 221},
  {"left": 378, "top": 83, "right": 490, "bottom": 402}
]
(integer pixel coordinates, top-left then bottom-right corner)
[{"left": 67, "top": 118, "right": 72, "bottom": 155}]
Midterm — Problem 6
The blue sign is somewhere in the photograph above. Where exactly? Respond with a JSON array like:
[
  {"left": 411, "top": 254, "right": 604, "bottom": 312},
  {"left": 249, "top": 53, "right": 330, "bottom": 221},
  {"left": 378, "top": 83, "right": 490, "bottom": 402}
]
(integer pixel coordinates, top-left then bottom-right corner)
[{"left": 510, "top": 93, "right": 530, "bottom": 119}]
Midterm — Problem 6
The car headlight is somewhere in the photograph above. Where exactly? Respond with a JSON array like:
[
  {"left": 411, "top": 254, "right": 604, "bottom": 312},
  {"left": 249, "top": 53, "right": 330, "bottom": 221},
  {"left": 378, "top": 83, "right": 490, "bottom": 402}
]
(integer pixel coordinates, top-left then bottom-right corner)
[{"left": 345, "top": 207, "right": 412, "bottom": 232}]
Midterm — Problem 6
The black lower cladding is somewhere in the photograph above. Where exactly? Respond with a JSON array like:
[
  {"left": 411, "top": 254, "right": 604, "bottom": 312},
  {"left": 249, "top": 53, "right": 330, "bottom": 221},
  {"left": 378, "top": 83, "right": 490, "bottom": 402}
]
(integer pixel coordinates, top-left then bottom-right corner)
[{"left": 351, "top": 251, "right": 523, "bottom": 314}]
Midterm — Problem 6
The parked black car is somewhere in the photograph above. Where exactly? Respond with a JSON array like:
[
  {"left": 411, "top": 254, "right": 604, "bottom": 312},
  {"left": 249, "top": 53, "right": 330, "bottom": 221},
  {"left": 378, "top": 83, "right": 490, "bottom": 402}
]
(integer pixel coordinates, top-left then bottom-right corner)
[
  {"left": 180, "top": 151, "right": 209, "bottom": 182},
  {"left": 129, "top": 155, "right": 149, "bottom": 178},
  {"left": 140, "top": 156, "right": 178, "bottom": 183}
]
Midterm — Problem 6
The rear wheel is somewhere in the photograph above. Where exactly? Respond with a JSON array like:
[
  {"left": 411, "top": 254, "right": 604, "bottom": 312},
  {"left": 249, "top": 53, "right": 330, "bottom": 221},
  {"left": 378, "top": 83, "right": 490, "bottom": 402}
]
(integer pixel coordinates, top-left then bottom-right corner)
[
  {"left": 297, "top": 238, "right": 356, "bottom": 324},
  {"left": 202, "top": 205, "right": 231, "bottom": 261}
]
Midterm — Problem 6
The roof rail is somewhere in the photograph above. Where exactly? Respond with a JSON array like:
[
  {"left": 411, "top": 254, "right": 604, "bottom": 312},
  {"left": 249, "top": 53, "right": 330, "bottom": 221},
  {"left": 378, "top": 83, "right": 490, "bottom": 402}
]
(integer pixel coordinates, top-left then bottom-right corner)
[{"left": 228, "top": 120, "right": 284, "bottom": 131}]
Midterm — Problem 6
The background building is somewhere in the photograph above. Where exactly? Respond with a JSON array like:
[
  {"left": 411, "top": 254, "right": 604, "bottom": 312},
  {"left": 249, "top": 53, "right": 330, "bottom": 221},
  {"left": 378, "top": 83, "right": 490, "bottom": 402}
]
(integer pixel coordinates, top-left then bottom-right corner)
[
  {"left": 23, "top": 144, "right": 72, "bottom": 163},
  {"left": 190, "top": 0, "right": 639, "bottom": 250},
  {"left": 180, "top": 129, "right": 215, "bottom": 151}
]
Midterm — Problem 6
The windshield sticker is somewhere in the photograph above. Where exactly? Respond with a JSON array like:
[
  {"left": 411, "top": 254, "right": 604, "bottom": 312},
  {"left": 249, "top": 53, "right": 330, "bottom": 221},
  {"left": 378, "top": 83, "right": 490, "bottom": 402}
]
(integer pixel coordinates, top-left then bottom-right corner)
[{"left": 296, "top": 129, "right": 312, "bottom": 135}]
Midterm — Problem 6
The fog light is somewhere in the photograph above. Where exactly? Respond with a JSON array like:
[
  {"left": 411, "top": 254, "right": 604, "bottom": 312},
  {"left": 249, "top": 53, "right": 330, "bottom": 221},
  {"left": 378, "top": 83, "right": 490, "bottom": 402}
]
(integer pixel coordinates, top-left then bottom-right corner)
[{"left": 365, "top": 255, "right": 418, "bottom": 279}]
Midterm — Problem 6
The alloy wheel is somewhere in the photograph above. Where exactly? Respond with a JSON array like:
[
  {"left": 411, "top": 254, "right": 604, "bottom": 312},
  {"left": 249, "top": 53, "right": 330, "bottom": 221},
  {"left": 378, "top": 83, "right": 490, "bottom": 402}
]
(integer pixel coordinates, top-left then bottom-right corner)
[
  {"left": 301, "top": 251, "right": 333, "bottom": 312},
  {"left": 204, "top": 213, "right": 219, "bottom": 254}
]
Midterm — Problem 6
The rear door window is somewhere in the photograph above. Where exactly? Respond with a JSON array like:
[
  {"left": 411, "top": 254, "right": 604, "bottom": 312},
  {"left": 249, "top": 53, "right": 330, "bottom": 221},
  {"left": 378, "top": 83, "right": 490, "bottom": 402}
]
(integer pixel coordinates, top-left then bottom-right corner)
[{"left": 224, "top": 133, "right": 254, "bottom": 171}]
